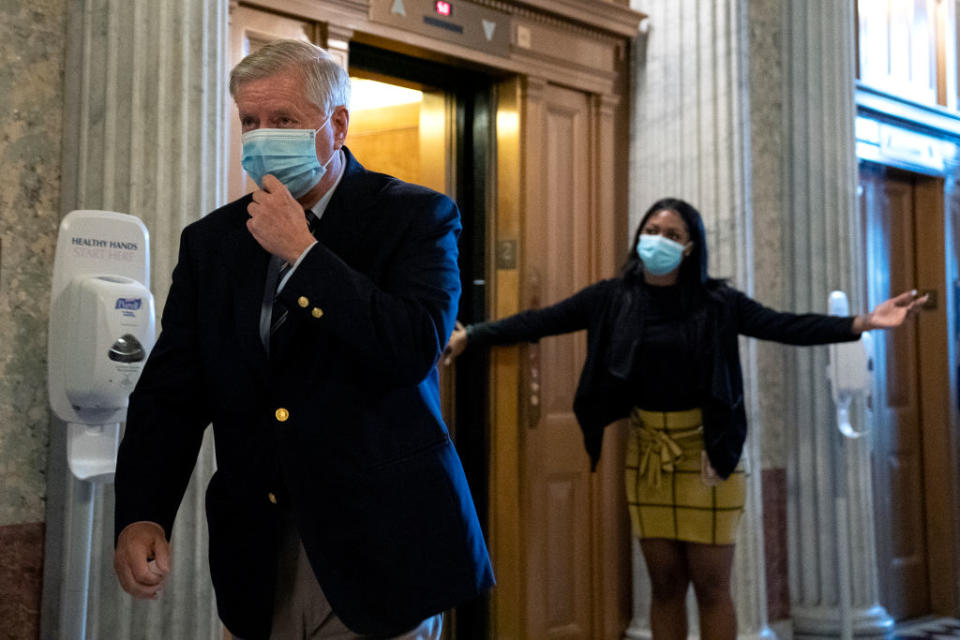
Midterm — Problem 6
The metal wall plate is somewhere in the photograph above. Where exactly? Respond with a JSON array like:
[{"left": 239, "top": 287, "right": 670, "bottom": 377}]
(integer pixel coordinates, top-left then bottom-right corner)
[
  {"left": 370, "top": 0, "right": 511, "bottom": 58},
  {"left": 496, "top": 239, "right": 517, "bottom": 269}
]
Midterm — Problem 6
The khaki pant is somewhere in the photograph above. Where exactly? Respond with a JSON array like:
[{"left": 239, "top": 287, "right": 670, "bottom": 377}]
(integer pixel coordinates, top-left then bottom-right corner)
[{"left": 237, "top": 512, "right": 443, "bottom": 640}]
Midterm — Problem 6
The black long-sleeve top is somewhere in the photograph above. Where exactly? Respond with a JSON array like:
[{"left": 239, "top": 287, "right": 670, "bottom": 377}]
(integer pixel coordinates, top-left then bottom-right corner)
[{"left": 631, "top": 283, "right": 700, "bottom": 411}]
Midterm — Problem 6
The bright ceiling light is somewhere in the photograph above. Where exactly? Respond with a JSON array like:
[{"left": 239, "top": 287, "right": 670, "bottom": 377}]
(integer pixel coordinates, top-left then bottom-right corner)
[{"left": 350, "top": 78, "right": 423, "bottom": 111}]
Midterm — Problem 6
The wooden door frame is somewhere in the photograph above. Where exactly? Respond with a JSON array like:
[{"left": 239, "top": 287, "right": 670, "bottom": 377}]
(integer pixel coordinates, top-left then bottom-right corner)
[
  {"left": 487, "top": 74, "right": 630, "bottom": 639},
  {"left": 861, "top": 164, "right": 960, "bottom": 616},
  {"left": 913, "top": 175, "right": 960, "bottom": 615},
  {"left": 489, "top": 74, "right": 524, "bottom": 640}
]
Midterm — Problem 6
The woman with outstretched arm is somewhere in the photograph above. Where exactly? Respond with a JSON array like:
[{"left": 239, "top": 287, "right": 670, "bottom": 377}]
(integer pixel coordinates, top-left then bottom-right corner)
[{"left": 443, "top": 197, "right": 926, "bottom": 640}]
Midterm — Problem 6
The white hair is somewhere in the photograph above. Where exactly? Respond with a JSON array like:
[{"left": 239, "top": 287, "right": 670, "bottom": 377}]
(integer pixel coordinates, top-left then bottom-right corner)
[{"left": 229, "top": 39, "right": 351, "bottom": 115}]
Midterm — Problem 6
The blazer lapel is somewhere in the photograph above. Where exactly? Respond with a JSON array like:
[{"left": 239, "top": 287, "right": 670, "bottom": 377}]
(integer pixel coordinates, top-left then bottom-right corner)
[{"left": 315, "top": 147, "right": 378, "bottom": 256}]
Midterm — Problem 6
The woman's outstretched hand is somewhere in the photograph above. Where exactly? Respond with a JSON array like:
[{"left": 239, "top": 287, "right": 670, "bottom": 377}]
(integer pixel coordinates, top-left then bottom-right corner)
[
  {"left": 853, "top": 290, "right": 929, "bottom": 332},
  {"left": 443, "top": 321, "right": 468, "bottom": 366}
]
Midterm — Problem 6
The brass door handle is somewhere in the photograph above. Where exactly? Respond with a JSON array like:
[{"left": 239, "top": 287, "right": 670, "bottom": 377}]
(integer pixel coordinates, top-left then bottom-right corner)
[{"left": 918, "top": 289, "right": 937, "bottom": 310}]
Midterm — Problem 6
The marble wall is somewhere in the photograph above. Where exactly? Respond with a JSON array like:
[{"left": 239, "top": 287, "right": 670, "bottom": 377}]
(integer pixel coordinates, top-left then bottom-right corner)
[
  {"left": 0, "top": 0, "right": 65, "bottom": 527},
  {"left": 747, "top": 0, "right": 789, "bottom": 471},
  {"left": 0, "top": 1, "right": 66, "bottom": 637},
  {"left": 0, "top": 523, "right": 45, "bottom": 634},
  {"left": 742, "top": 3, "right": 794, "bottom": 616}
]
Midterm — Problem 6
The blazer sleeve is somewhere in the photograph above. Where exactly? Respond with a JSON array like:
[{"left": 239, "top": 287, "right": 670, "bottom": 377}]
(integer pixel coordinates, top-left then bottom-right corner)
[
  {"left": 466, "top": 280, "right": 611, "bottom": 347},
  {"left": 114, "top": 227, "right": 212, "bottom": 542},
  {"left": 275, "top": 192, "right": 461, "bottom": 387},
  {"left": 731, "top": 288, "right": 860, "bottom": 345}
]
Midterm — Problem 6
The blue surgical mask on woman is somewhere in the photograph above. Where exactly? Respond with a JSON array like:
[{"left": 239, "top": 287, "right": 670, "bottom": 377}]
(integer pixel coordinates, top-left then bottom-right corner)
[
  {"left": 241, "top": 117, "right": 335, "bottom": 198},
  {"left": 636, "top": 234, "right": 687, "bottom": 275}
]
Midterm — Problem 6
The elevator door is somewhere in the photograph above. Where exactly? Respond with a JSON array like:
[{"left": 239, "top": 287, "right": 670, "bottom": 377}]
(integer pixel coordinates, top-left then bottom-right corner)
[
  {"left": 346, "top": 78, "right": 452, "bottom": 195},
  {"left": 343, "top": 52, "right": 493, "bottom": 638},
  {"left": 344, "top": 75, "right": 456, "bottom": 422},
  {"left": 860, "top": 165, "right": 931, "bottom": 620}
]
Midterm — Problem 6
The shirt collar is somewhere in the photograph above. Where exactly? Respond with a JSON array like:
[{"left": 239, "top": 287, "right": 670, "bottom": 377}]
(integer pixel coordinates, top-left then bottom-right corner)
[{"left": 306, "top": 149, "right": 346, "bottom": 221}]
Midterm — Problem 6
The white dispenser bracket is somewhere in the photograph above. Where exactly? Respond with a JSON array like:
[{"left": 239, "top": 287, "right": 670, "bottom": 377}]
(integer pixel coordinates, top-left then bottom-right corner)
[{"left": 827, "top": 291, "right": 874, "bottom": 439}]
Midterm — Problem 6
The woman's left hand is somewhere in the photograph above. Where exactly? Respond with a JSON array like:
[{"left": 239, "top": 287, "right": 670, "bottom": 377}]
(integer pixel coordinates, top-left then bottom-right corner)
[
  {"left": 443, "top": 321, "right": 468, "bottom": 366},
  {"left": 854, "top": 290, "right": 929, "bottom": 332}
]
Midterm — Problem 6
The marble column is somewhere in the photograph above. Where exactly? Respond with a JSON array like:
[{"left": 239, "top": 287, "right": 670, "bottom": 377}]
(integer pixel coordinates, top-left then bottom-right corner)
[
  {"left": 626, "top": 1, "right": 773, "bottom": 638},
  {"left": 781, "top": 1, "right": 893, "bottom": 638},
  {"left": 43, "top": 0, "right": 229, "bottom": 638}
]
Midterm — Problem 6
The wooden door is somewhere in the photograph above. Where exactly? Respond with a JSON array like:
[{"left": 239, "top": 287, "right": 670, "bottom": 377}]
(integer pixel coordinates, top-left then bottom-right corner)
[
  {"left": 487, "top": 77, "right": 628, "bottom": 639},
  {"left": 860, "top": 166, "right": 931, "bottom": 620},
  {"left": 524, "top": 82, "right": 594, "bottom": 639}
]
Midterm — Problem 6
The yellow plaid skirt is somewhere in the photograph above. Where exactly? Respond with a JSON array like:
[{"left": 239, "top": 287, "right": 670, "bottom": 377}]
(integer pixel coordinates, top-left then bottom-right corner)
[{"left": 625, "top": 408, "right": 746, "bottom": 545}]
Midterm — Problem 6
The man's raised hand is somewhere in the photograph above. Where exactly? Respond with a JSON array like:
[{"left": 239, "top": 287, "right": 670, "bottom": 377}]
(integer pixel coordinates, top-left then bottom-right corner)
[{"left": 246, "top": 174, "right": 316, "bottom": 263}]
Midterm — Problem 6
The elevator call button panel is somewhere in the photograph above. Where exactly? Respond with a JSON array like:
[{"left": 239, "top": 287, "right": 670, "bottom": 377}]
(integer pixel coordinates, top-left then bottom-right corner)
[{"left": 372, "top": 0, "right": 511, "bottom": 57}]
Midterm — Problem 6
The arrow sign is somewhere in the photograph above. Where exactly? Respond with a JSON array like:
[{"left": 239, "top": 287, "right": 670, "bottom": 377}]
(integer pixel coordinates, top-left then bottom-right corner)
[{"left": 482, "top": 19, "right": 496, "bottom": 41}]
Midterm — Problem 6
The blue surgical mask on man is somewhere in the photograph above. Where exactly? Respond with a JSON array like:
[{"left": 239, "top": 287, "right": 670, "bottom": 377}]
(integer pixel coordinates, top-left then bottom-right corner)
[
  {"left": 241, "top": 116, "right": 335, "bottom": 198},
  {"left": 636, "top": 234, "right": 687, "bottom": 275}
]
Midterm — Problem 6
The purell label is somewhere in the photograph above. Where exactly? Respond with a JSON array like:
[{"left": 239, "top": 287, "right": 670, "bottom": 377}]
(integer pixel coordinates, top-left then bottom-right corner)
[{"left": 115, "top": 298, "right": 142, "bottom": 311}]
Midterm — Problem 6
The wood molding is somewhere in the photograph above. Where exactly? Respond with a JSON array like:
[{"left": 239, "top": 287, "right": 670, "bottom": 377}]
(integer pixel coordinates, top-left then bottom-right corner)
[
  {"left": 588, "top": 86, "right": 630, "bottom": 638},
  {"left": 490, "top": 76, "right": 524, "bottom": 640},
  {"left": 915, "top": 176, "right": 960, "bottom": 614},
  {"left": 509, "top": 0, "right": 645, "bottom": 38},
  {"left": 323, "top": 23, "right": 355, "bottom": 67},
  {"left": 469, "top": 0, "right": 642, "bottom": 41},
  {"left": 325, "top": 23, "right": 355, "bottom": 44},
  {"left": 246, "top": 0, "right": 642, "bottom": 39},
  {"left": 596, "top": 92, "right": 620, "bottom": 116},
  {"left": 520, "top": 75, "right": 546, "bottom": 105},
  {"left": 244, "top": 0, "right": 367, "bottom": 28},
  {"left": 244, "top": 0, "right": 636, "bottom": 96},
  {"left": 589, "top": 91, "right": 617, "bottom": 279}
]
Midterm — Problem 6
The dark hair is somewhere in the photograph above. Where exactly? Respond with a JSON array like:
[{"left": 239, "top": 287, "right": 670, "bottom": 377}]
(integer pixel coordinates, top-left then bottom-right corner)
[{"left": 622, "top": 197, "right": 720, "bottom": 304}]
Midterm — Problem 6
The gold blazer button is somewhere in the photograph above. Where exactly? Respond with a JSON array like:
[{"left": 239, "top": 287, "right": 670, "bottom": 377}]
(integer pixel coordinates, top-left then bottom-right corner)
[
  {"left": 311, "top": 307, "right": 324, "bottom": 319},
  {"left": 275, "top": 407, "right": 289, "bottom": 422},
  {"left": 298, "top": 296, "right": 309, "bottom": 308}
]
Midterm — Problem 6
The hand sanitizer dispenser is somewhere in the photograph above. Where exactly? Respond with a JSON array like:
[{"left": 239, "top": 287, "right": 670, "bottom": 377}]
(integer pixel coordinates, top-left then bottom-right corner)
[{"left": 48, "top": 211, "right": 155, "bottom": 482}]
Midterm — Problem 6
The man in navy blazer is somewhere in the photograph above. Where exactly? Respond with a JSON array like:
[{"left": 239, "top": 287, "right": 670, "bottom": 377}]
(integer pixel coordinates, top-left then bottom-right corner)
[{"left": 113, "top": 39, "right": 494, "bottom": 639}]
